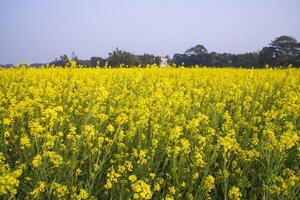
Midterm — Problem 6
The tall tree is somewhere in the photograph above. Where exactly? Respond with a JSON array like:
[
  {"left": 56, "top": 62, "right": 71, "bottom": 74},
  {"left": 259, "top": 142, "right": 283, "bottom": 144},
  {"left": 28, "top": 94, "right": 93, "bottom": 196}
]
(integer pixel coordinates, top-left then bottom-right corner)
[
  {"left": 90, "top": 57, "right": 106, "bottom": 67},
  {"left": 259, "top": 47, "right": 275, "bottom": 66},
  {"left": 107, "top": 48, "right": 140, "bottom": 67},
  {"left": 185, "top": 44, "right": 208, "bottom": 56},
  {"left": 138, "top": 54, "right": 161, "bottom": 66},
  {"left": 270, "top": 36, "right": 299, "bottom": 57},
  {"left": 268, "top": 36, "right": 300, "bottom": 66}
]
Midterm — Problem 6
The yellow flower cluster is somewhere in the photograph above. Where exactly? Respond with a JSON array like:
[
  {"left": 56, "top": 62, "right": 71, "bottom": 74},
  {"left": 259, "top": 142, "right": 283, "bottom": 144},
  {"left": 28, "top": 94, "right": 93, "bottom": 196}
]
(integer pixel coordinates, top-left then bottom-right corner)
[
  {"left": 20, "top": 135, "right": 31, "bottom": 149},
  {"left": 0, "top": 153, "right": 23, "bottom": 198},
  {"left": 131, "top": 179, "right": 152, "bottom": 199},
  {"left": 73, "top": 188, "right": 89, "bottom": 200},
  {"left": 52, "top": 182, "right": 69, "bottom": 199},
  {"left": 32, "top": 151, "right": 63, "bottom": 168},
  {"left": 228, "top": 186, "right": 242, "bottom": 200},
  {"left": 0, "top": 65, "right": 299, "bottom": 199},
  {"left": 203, "top": 175, "right": 215, "bottom": 193},
  {"left": 29, "top": 181, "right": 46, "bottom": 198}
]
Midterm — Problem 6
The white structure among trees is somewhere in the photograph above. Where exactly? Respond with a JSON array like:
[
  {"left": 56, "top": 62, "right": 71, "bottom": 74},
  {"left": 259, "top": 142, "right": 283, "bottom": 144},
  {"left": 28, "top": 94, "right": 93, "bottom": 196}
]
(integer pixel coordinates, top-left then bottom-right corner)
[{"left": 159, "top": 57, "right": 168, "bottom": 67}]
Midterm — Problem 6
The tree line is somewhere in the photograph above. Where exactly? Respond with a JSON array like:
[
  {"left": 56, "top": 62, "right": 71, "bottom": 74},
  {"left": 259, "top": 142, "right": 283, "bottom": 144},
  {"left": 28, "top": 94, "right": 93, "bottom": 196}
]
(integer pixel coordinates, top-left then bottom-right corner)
[
  {"left": 1, "top": 35, "right": 299, "bottom": 68},
  {"left": 49, "top": 48, "right": 162, "bottom": 68},
  {"left": 172, "top": 36, "right": 300, "bottom": 67}
]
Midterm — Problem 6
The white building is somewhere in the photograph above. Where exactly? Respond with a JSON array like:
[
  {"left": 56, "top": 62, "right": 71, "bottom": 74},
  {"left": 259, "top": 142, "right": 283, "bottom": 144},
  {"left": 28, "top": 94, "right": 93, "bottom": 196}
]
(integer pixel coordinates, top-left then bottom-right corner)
[{"left": 159, "top": 57, "right": 168, "bottom": 67}]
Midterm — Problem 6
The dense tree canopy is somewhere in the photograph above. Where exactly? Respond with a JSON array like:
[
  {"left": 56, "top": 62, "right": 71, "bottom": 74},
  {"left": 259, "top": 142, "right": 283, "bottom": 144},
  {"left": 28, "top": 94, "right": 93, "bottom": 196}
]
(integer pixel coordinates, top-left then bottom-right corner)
[
  {"left": 172, "top": 36, "right": 300, "bottom": 67},
  {"left": 28, "top": 35, "right": 300, "bottom": 68}
]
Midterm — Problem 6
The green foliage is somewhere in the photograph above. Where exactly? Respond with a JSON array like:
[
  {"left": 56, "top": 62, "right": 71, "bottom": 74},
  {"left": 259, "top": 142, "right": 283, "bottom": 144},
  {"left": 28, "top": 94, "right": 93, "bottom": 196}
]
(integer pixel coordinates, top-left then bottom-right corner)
[
  {"left": 107, "top": 48, "right": 141, "bottom": 67},
  {"left": 31, "top": 35, "right": 300, "bottom": 68},
  {"left": 172, "top": 36, "right": 300, "bottom": 67}
]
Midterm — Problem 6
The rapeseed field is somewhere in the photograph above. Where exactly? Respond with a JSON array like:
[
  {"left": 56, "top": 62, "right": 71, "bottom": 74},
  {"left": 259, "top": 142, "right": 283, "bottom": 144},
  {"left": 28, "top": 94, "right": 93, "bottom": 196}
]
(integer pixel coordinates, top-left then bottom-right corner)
[{"left": 0, "top": 65, "right": 299, "bottom": 199}]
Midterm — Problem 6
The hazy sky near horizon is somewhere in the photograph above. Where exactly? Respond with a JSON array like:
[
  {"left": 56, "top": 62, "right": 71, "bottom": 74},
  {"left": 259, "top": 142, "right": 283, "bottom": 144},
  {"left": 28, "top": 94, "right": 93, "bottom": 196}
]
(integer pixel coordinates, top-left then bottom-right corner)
[{"left": 0, "top": 0, "right": 300, "bottom": 64}]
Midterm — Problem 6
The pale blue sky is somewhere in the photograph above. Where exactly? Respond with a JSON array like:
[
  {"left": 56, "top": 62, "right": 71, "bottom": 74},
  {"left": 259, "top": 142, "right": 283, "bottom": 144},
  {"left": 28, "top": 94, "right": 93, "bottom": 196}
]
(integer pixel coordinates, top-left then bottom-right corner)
[{"left": 0, "top": 0, "right": 299, "bottom": 64}]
